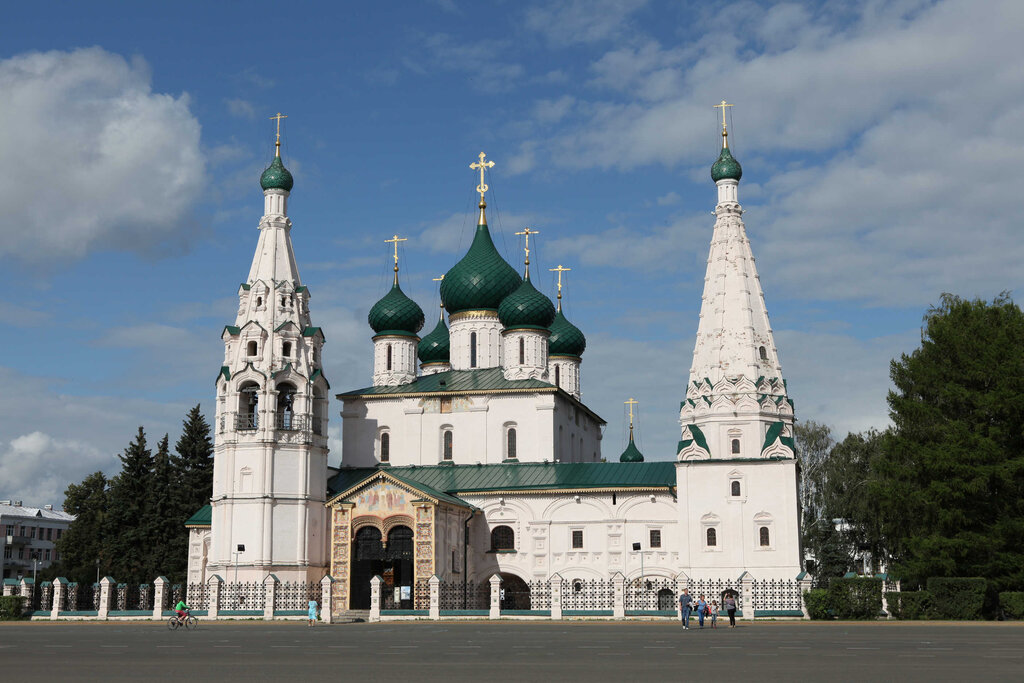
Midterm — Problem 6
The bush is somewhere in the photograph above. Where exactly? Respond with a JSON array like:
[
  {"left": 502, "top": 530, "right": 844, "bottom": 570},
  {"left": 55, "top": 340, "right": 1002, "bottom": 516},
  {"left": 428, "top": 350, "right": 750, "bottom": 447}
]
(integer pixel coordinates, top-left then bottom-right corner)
[
  {"left": 0, "top": 596, "right": 26, "bottom": 620},
  {"left": 804, "top": 589, "right": 832, "bottom": 619},
  {"left": 999, "top": 592, "right": 1024, "bottom": 620},
  {"left": 926, "top": 577, "right": 986, "bottom": 620},
  {"left": 886, "top": 591, "right": 932, "bottom": 620},
  {"left": 827, "top": 577, "right": 882, "bottom": 619}
]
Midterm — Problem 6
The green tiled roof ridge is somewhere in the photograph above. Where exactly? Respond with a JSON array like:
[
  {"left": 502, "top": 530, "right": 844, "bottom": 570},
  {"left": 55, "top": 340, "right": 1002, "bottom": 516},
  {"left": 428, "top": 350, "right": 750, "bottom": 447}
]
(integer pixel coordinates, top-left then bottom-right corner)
[{"left": 185, "top": 504, "right": 211, "bottom": 527}]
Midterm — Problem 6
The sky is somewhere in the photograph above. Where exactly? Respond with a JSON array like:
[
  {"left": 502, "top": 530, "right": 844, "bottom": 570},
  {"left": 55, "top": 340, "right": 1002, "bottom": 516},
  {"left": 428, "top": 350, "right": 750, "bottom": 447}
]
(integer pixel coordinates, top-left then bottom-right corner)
[{"left": 1, "top": 0, "right": 1022, "bottom": 506}]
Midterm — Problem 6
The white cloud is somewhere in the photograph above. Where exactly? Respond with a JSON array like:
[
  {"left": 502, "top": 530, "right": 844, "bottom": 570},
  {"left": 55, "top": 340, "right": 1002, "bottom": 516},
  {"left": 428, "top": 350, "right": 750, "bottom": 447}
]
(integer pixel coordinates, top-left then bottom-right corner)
[
  {"left": 418, "top": 33, "right": 525, "bottom": 93},
  {"left": 0, "top": 432, "right": 109, "bottom": 507},
  {"left": 534, "top": 96, "right": 575, "bottom": 124},
  {"left": 225, "top": 97, "right": 256, "bottom": 119},
  {"left": 525, "top": 0, "right": 649, "bottom": 45},
  {"left": 0, "top": 48, "right": 205, "bottom": 263}
]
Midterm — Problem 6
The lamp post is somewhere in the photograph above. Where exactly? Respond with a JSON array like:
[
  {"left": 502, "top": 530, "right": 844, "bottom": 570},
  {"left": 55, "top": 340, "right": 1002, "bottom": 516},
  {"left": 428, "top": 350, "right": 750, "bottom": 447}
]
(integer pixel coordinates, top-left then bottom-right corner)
[
  {"left": 632, "top": 542, "right": 644, "bottom": 597},
  {"left": 233, "top": 544, "right": 245, "bottom": 585},
  {"left": 96, "top": 558, "right": 100, "bottom": 586}
]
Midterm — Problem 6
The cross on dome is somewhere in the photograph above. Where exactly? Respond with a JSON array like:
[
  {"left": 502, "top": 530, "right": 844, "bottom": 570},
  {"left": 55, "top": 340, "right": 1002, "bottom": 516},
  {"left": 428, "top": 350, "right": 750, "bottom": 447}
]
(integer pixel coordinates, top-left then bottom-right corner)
[
  {"left": 625, "top": 397, "right": 639, "bottom": 437},
  {"left": 469, "top": 152, "right": 495, "bottom": 203},
  {"left": 385, "top": 234, "right": 408, "bottom": 283},
  {"left": 713, "top": 100, "right": 733, "bottom": 148},
  {"left": 270, "top": 112, "right": 288, "bottom": 156},
  {"left": 514, "top": 227, "right": 539, "bottom": 273}
]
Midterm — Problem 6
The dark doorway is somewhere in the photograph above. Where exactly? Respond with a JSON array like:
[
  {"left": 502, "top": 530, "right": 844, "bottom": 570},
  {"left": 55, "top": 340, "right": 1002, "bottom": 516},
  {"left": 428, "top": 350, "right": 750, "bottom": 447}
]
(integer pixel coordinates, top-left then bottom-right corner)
[
  {"left": 658, "top": 588, "right": 676, "bottom": 610},
  {"left": 499, "top": 573, "right": 531, "bottom": 610},
  {"left": 350, "top": 525, "right": 415, "bottom": 610}
]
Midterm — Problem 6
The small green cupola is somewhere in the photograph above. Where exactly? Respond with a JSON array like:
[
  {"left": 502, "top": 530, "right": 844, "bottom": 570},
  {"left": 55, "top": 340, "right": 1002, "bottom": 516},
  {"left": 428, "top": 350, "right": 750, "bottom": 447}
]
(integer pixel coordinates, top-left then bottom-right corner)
[
  {"left": 440, "top": 199, "right": 521, "bottom": 314},
  {"left": 619, "top": 437, "right": 645, "bottom": 463},
  {"left": 548, "top": 309, "right": 586, "bottom": 358},
  {"left": 711, "top": 146, "right": 742, "bottom": 183},
  {"left": 368, "top": 281, "right": 424, "bottom": 337},
  {"left": 261, "top": 155, "right": 294, "bottom": 192},
  {"left": 418, "top": 314, "right": 450, "bottom": 364},
  {"left": 498, "top": 271, "right": 556, "bottom": 331}
]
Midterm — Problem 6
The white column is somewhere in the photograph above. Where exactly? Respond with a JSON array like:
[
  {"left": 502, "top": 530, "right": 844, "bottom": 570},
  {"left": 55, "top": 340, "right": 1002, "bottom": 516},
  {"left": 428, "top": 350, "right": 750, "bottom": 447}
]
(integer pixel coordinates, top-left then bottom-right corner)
[
  {"left": 549, "top": 573, "right": 563, "bottom": 621},
  {"left": 369, "top": 575, "right": 382, "bottom": 622},
  {"left": 741, "top": 574, "right": 754, "bottom": 620},
  {"left": 263, "top": 574, "right": 277, "bottom": 620},
  {"left": 2, "top": 581, "right": 14, "bottom": 597},
  {"left": 429, "top": 575, "right": 440, "bottom": 621},
  {"left": 799, "top": 575, "right": 813, "bottom": 619},
  {"left": 208, "top": 575, "right": 222, "bottom": 620},
  {"left": 320, "top": 575, "right": 333, "bottom": 624},
  {"left": 51, "top": 577, "right": 66, "bottom": 620},
  {"left": 153, "top": 577, "right": 168, "bottom": 621},
  {"left": 98, "top": 577, "right": 114, "bottom": 620},
  {"left": 612, "top": 572, "right": 625, "bottom": 620},
  {"left": 489, "top": 574, "right": 502, "bottom": 620}
]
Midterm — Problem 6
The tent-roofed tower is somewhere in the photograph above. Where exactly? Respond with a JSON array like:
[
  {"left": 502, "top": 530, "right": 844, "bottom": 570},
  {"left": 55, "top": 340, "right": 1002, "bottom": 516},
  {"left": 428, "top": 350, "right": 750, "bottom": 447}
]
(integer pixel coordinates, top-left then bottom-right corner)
[
  {"left": 679, "top": 102, "right": 794, "bottom": 461},
  {"left": 203, "top": 114, "right": 330, "bottom": 584}
]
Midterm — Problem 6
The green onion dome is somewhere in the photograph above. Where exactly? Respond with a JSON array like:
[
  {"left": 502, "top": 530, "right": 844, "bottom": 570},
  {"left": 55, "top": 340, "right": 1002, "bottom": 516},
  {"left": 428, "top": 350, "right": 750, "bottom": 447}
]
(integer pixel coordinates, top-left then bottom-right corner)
[
  {"left": 710, "top": 145, "right": 742, "bottom": 183},
  {"left": 368, "top": 281, "right": 425, "bottom": 337},
  {"left": 418, "top": 316, "right": 450, "bottom": 364},
  {"left": 498, "top": 273, "right": 556, "bottom": 331},
  {"left": 440, "top": 219, "right": 521, "bottom": 314},
  {"left": 260, "top": 155, "right": 294, "bottom": 192},
  {"left": 619, "top": 437, "right": 644, "bottom": 463},
  {"left": 548, "top": 309, "right": 587, "bottom": 358}
]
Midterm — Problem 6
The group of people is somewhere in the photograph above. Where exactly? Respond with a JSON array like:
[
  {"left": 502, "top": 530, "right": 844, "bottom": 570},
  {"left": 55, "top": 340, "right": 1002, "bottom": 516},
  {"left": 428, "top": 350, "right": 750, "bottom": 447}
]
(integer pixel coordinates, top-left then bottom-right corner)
[{"left": 678, "top": 589, "right": 738, "bottom": 629}]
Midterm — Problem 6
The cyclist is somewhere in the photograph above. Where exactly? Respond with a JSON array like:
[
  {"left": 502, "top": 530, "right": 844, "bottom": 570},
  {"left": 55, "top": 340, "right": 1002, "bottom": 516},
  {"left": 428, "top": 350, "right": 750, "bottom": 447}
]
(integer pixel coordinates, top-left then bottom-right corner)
[{"left": 175, "top": 599, "right": 191, "bottom": 624}]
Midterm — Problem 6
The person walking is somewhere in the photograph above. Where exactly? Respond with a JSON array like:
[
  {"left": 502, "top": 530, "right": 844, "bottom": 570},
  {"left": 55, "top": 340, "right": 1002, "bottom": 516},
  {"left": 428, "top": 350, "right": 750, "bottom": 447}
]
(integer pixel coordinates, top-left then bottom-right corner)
[
  {"left": 308, "top": 598, "right": 318, "bottom": 627},
  {"left": 679, "top": 588, "right": 693, "bottom": 629},
  {"left": 710, "top": 600, "right": 719, "bottom": 629},
  {"left": 724, "top": 593, "right": 737, "bottom": 627},
  {"left": 696, "top": 595, "right": 708, "bottom": 629}
]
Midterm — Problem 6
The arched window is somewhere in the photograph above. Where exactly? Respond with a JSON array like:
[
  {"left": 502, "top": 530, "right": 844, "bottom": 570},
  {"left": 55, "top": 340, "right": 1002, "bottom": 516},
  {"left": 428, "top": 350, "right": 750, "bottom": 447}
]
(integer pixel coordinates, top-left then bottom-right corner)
[
  {"left": 707, "top": 528, "right": 717, "bottom": 547},
  {"left": 386, "top": 344, "right": 392, "bottom": 371},
  {"left": 759, "top": 345, "right": 767, "bottom": 360},
  {"left": 443, "top": 430, "right": 453, "bottom": 460},
  {"left": 282, "top": 341, "right": 292, "bottom": 357},
  {"left": 276, "top": 382, "right": 296, "bottom": 430},
  {"left": 491, "top": 525, "right": 514, "bottom": 551},
  {"left": 470, "top": 332, "right": 477, "bottom": 368},
  {"left": 759, "top": 526, "right": 770, "bottom": 547},
  {"left": 256, "top": 296, "right": 263, "bottom": 307},
  {"left": 312, "top": 387, "right": 325, "bottom": 436},
  {"left": 238, "top": 382, "right": 259, "bottom": 429},
  {"left": 731, "top": 439, "right": 741, "bottom": 454},
  {"left": 519, "top": 337, "right": 525, "bottom": 365},
  {"left": 380, "top": 432, "right": 390, "bottom": 463},
  {"left": 506, "top": 428, "right": 517, "bottom": 460},
  {"left": 554, "top": 365, "right": 560, "bottom": 387},
  {"left": 247, "top": 341, "right": 258, "bottom": 356},
  {"left": 731, "top": 480, "right": 741, "bottom": 497}
]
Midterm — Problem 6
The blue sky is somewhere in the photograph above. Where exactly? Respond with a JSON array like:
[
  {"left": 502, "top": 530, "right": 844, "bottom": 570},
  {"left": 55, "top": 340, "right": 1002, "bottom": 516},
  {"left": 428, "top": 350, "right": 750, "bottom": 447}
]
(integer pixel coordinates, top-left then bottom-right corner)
[{"left": 2, "top": 0, "right": 1023, "bottom": 504}]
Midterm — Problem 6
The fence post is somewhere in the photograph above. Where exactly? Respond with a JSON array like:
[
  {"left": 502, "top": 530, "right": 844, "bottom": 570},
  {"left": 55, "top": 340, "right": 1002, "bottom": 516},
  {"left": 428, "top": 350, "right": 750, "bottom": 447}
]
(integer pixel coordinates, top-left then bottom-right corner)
[
  {"left": 263, "top": 574, "right": 278, "bottom": 621},
  {"left": 489, "top": 574, "right": 502, "bottom": 620},
  {"left": 550, "top": 573, "right": 563, "bottom": 621},
  {"left": 798, "top": 572, "right": 813, "bottom": 619},
  {"left": 51, "top": 577, "right": 67, "bottom": 620},
  {"left": 612, "top": 572, "right": 625, "bottom": 620},
  {"left": 153, "top": 576, "right": 168, "bottom": 621},
  {"left": 99, "top": 576, "right": 115, "bottom": 619},
  {"left": 740, "top": 573, "right": 754, "bottom": 621},
  {"left": 2, "top": 579, "right": 15, "bottom": 596},
  {"left": 369, "top": 575, "right": 382, "bottom": 622},
  {"left": 428, "top": 575, "right": 440, "bottom": 621},
  {"left": 208, "top": 575, "right": 222, "bottom": 620},
  {"left": 320, "top": 575, "right": 333, "bottom": 624}
]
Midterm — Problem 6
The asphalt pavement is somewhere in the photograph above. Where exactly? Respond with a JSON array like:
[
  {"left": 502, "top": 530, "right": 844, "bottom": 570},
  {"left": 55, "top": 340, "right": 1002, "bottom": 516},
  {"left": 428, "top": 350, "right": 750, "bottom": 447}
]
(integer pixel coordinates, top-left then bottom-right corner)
[{"left": 1, "top": 619, "right": 1021, "bottom": 682}]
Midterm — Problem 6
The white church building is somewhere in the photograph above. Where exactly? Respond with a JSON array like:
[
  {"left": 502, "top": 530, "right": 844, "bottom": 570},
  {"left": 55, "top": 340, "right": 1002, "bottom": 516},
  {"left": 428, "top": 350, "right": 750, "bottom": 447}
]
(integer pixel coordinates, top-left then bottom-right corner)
[{"left": 186, "top": 112, "right": 804, "bottom": 618}]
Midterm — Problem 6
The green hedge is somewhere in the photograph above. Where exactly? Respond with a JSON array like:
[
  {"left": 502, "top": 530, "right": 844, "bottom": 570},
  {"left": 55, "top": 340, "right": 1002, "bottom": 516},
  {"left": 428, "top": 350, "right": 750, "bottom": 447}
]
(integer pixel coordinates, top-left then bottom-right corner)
[
  {"left": 803, "top": 589, "right": 831, "bottom": 620},
  {"left": 999, "top": 592, "right": 1024, "bottom": 620},
  {"left": 926, "top": 577, "right": 986, "bottom": 620},
  {"left": 0, "top": 596, "right": 26, "bottom": 620},
  {"left": 828, "top": 577, "right": 882, "bottom": 619},
  {"left": 886, "top": 591, "right": 932, "bottom": 620}
]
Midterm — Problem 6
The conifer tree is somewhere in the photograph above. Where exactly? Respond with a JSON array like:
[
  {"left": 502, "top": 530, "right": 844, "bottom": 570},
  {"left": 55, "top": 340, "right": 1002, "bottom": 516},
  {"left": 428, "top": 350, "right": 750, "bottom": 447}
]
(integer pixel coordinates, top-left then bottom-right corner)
[
  {"left": 145, "top": 435, "right": 181, "bottom": 580},
  {"left": 172, "top": 404, "right": 214, "bottom": 524},
  {"left": 106, "top": 427, "right": 154, "bottom": 584},
  {"left": 52, "top": 472, "right": 109, "bottom": 584}
]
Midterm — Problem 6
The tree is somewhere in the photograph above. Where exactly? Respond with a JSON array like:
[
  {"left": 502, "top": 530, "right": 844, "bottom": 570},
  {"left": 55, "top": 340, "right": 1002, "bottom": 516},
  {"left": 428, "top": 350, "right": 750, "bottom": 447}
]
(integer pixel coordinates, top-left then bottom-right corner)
[
  {"left": 794, "top": 420, "right": 835, "bottom": 531},
  {"left": 144, "top": 435, "right": 180, "bottom": 580},
  {"left": 172, "top": 404, "right": 214, "bottom": 521},
  {"left": 106, "top": 427, "right": 154, "bottom": 584},
  {"left": 51, "top": 472, "right": 109, "bottom": 584},
  {"left": 876, "top": 293, "right": 1024, "bottom": 591}
]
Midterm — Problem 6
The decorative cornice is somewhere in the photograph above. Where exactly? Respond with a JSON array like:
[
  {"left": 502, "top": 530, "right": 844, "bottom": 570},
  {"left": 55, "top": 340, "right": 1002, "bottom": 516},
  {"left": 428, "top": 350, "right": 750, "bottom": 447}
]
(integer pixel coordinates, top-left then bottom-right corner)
[{"left": 449, "top": 309, "right": 500, "bottom": 323}]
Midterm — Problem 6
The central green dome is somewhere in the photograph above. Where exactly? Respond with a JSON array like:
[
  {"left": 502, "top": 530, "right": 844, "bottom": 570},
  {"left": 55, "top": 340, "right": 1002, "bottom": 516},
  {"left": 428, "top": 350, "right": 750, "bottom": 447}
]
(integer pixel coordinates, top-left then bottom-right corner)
[
  {"left": 368, "top": 281, "right": 425, "bottom": 337},
  {"left": 711, "top": 145, "right": 742, "bottom": 183},
  {"left": 261, "top": 155, "right": 294, "bottom": 192},
  {"left": 619, "top": 437, "right": 644, "bottom": 463},
  {"left": 441, "top": 217, "right": 521, "bottom": 314},
  {"left": 418, "top": 316, "right": 450, "bottom": 364},
  {"left": 548, "top": 309, "right": 586, "bottom": 358},
  {"left": 498, "top": 273, "right": 556, "bottom": 331}
]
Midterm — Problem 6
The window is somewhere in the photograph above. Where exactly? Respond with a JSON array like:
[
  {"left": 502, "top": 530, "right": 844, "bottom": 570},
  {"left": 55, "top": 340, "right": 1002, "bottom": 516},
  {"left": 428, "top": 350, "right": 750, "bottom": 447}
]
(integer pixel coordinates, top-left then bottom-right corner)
[
  {"left": 56, "top": 529, "right": 62, "bottom": 540},
  {"left": 282, "top": 341, "right": 292, "bottom": 357},
  {"left": 276, "top": 382, "right": 296, "bottom": 430},
  {"left": 46, "top": 528, "right": 53, "bottom": 541},
  {"left": 707, "top": 528, "right": 718, "bottom": 547},
  {"left": 519, "top": 337, "right": 525, "bottom": 365},
  {"left": 731, "top": 439, "right": 741, "bottom": 454},
  {"left": 256, "top": 296, "right": 263, "bottom": 307},
  {"left": 491, "top": 526, "right": 515, "bottom": 551},
  {"left": 571, "top": 529, "right": 584, "bottom": 549},
  {"left": 380, "top": 432, "right": 390, "bottom": 463},
  {"left": 5, "top": 524, "right": 12, "bottom": 536},
  {"left": 443, "top": 430, "right": 453, "bottom": 460},
  {"left": 30, "top": 526, "right": 36, "bottom": 539},
  {"left": 759, "top": 526, "right": 770, "bottom": 547},
  {"left": 386, "top": 344, "right": 392, "bottom": 371},
  {"left": 759, "top": 345, "right": 767, "bottom": 361},
  {"left": 18, "top": 547, "right": 24, "bottom": 559},
  {"left": 554, "top": 365, "right": 560, "bottom": 387},
  {"left": 44, "top": 549, "right": 51, "bottom": 561},
  {"left": 2, "top": 547, "right": 10, "bottom": 559},
  {"left": 247, "top": 341, "right": 258, "bottom": 356},
  {"left": 470, "top": 332, "right": 477, "bottom": 368},
  {"left": 506, "top": 428, "right": 517, "bottom": 460},
  {"left": 731, "top": 480, "right": 741, "bottom": 497},
  {"left": 238, "top": 381, "right": 260, "bottom": 429},
  {"left": 649, "top": 529, "right": 662, "bottom": 548}
]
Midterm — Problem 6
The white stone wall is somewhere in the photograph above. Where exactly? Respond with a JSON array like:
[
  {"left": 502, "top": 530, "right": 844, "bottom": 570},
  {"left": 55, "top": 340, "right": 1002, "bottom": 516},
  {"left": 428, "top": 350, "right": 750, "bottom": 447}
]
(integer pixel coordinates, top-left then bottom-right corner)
[
  {"left": 501, "top": 329, "right": 549, "bottom": 381},
  {"left": 448, "top": 313, "right": 504, "bottom": 370},
  {"left": 548, "top": 357, "right": 581, "bottom": 400},
  {"left": 372, "top": 336, "right": 418, "bottom": 386}
]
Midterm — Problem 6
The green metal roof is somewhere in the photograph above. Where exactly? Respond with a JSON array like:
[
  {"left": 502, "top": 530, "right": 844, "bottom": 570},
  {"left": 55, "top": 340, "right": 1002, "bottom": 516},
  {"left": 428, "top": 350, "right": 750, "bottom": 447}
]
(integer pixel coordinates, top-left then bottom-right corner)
[
  {"left": 711, "top": 145, "right": 742, "bottom": 182},
  {"left": 260, "top": 155, "right": 294, "bottom": 192},
  {"left": 185, "top": 504, "right": 211, "bottom": 527},
  {"left": 302, "top": 326, "right": 323, "bottom": 338},
  {"left": 439, "top": 217, "right": 521, "bottom": 314},
  {"left": 368, "top": 281, "right": 425, "bottom": 335},
  {"left": 327, "top": 461, "right": 676, "bottom": 500},
  {"left": 337, "top": 367, "right": 553, "bottom": 397},
  {"left": 418, "top": 316, "right": 450, "bottom": 364},
  {"left": 498, "top": 272, "right": 556, "bottom": 331}
]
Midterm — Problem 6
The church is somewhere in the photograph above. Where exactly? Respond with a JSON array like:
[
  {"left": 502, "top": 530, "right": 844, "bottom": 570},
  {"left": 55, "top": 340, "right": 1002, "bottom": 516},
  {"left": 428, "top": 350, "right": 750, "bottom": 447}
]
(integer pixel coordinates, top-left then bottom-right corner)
[{"left": 186, "top": 108, "right": 803, "bottom": 617}]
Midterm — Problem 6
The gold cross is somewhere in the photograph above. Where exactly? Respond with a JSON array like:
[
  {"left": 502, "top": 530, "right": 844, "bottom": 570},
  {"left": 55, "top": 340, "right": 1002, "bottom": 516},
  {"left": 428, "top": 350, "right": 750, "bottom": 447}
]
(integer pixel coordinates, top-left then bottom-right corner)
[
  {"left": 270, "top": 112, "right": 288, "bottom": 155},
  {"left": 470, "top": 152, "right": 495, "bottom": 201},
  {"left": 549, "top": 264, "right": 571, "bottom": 295},
  {"left": 385, "top": 235, "right": 407, "bottom": 267},
  {"left": 625, "top": 398, "right": 639, "bottom": 427},
  {"left": 514, "top": 227, "right": 539, "bottom": 269},
  {"left": 714, "top": 100, "right": 733, "bottom": 148},
  {"left": 432, "top": 275, "right": 445, "bottom": 312}
]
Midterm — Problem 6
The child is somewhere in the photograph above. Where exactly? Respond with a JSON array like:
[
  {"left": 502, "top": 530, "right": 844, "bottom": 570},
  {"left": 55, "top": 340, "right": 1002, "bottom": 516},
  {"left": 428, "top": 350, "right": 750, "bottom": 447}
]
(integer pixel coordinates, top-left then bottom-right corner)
[{"left": 710, "top": 600, "right": 719, "bottom": 628}]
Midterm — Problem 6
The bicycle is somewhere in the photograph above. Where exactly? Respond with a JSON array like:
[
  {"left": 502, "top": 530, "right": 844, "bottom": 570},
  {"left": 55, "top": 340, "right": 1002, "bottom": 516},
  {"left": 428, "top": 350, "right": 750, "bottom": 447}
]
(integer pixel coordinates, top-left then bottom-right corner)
[{"left": 167, "top": 610, "right": 198, "bottom": 630}]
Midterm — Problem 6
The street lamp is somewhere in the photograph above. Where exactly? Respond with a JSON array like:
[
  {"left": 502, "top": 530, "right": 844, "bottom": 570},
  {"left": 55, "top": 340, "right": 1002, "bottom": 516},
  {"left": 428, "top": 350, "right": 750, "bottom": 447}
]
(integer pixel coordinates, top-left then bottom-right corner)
[
  {"left": 96, "top": 559, "right": 100, "bottom": 586},
  {"left": 233, "top": 544, "right": 245, "bottom": 585},
  {"left": 632, "top": 542, "right": 645, "bottom": 593}
]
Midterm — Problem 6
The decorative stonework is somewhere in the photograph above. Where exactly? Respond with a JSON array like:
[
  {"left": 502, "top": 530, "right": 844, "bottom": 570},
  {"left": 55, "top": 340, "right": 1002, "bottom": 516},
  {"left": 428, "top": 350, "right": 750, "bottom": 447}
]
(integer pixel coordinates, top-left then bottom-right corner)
[
  {"left": 414, "top": 503, "right": 435, "bottom": 609},
  {"left": 330, "top": 506, "right": 351, "bottom": 614}
]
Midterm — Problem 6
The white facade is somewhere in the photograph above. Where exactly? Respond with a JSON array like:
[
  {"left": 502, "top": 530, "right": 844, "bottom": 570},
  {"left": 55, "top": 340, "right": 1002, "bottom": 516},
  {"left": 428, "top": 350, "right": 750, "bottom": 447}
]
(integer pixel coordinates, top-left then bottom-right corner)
[{"left": 1, "top": 502, "right": 74, "bottom": 580}]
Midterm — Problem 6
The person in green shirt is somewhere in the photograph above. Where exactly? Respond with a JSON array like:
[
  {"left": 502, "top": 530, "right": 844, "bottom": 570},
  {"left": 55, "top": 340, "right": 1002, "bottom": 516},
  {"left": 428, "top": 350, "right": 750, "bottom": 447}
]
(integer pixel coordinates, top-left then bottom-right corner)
[{"left": 175, "top": 600, "right": 191, "bottom": 623}]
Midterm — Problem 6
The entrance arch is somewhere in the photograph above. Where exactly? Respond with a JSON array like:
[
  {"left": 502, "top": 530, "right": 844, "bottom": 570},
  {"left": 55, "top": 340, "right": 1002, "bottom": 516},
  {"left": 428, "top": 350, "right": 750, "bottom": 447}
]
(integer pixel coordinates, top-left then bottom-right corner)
[
  {"left": 498, "top": 573, "right": 531, "bottom": 610},
  {"left": 349, "top": 524, "right": 415, "bottom": 610}
]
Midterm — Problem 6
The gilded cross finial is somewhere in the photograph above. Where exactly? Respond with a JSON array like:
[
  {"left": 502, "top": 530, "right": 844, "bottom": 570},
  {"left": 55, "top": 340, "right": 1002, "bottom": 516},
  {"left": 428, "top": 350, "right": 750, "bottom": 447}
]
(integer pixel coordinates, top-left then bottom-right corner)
[
  {"left": 469, "top": 152, "right": 495, "bottom": 204},
  {"left": 549, "top": 264, "right": 571, "bottom": 310},
  {"left": 384, "top": 234, "right": 408, "bottom": 284},
  {"left": 713, "top": 100, "right": 733, "bottom": 148},
  {"left": 432, "top": 274, "right": 445, "bottom": 312},
  {"left": 270, "top": 112, "right": 288, "bottom": 157},
  {"left": 514, "top": 227, "right": 539, "bottom": 274},
  {"left": 625, "top": 397, "right": 639, "bottom": 440}
]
